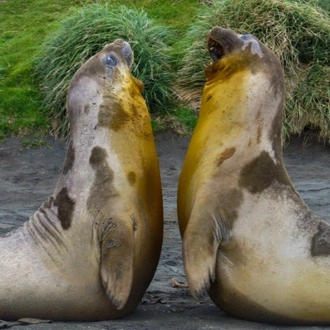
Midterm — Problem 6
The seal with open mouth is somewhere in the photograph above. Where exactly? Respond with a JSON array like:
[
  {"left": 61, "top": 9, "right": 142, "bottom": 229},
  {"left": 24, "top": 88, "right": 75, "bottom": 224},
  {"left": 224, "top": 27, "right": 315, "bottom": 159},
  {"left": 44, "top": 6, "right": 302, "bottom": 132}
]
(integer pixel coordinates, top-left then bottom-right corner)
[
  {"left": 178, "top": 26, "right": 330, "bottom": 324},
  {"left": 0, "top": 39, "right": 163, "bottom": 321}
]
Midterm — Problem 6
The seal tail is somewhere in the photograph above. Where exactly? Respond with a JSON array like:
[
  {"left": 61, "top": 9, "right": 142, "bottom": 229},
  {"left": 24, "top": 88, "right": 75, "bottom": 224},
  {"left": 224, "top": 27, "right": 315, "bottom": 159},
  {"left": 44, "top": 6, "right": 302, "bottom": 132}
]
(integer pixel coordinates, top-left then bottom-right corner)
[
  {"left": 183, "top": 213, "right": 223, "bottom": 298},
  {"left": 99, "top": 216, "right": 135, "bottom": 310}
]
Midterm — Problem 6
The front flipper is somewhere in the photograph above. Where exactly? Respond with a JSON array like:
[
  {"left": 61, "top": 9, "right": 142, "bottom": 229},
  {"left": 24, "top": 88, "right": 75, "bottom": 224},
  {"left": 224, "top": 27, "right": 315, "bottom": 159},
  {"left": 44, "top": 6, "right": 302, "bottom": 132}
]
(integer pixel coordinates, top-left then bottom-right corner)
[
  {"left": 183, "top": 212, "right": 225, "bottom": 298},
  {"left": 99, "top": 216, "right": 135, "bottom": 310}
]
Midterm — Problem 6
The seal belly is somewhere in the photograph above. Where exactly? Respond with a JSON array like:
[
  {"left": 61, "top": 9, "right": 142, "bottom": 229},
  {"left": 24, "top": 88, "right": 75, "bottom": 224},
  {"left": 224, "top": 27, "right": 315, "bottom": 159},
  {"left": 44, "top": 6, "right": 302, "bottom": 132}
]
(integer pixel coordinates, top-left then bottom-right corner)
[
  {"left": 213, "top": 251, "right": 330, "bottom": 324},
  {"left": 211, "top": 190, "right": 330, "bottom": 324}
]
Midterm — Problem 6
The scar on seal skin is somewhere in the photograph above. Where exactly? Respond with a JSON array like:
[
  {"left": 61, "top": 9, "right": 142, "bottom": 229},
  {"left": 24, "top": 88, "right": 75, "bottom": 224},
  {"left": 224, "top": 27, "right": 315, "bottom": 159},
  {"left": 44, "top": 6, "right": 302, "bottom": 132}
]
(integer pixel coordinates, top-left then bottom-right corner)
[
  {"left": 0, "top": 39, "right": 162, "bottom": 322},
  {"left": 178, "top": 26, "right": 330, "bottom": 325}
]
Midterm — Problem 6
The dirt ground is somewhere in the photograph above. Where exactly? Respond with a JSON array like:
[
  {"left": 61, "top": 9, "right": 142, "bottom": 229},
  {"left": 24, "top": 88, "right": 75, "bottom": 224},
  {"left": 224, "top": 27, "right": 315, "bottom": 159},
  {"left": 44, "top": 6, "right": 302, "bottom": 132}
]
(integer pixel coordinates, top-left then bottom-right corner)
[{"left": 0, "top": 131, "right": 330, "bottom": 330}]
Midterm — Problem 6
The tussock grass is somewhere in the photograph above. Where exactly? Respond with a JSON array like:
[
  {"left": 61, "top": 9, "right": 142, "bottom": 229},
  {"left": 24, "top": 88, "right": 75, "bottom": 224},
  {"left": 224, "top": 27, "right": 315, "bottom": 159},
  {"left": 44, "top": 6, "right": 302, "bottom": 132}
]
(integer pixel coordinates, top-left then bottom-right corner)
[
  {"left": 0, "top": 0, "right": 200, "bottom": 138},
  {"left": 176, "top": 0, "right": 330, "bottom": 140},
  {"left": 35, "top": 3, "right": 176, "bottom": 137}
]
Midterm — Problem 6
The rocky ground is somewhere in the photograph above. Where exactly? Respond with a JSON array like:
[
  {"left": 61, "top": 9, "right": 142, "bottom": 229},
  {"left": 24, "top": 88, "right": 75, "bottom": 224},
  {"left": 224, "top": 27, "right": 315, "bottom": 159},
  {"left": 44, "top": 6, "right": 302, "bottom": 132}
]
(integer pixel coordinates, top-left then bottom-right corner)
[{"left": 0, "top": 131, "right": 329, "bottom": 329}]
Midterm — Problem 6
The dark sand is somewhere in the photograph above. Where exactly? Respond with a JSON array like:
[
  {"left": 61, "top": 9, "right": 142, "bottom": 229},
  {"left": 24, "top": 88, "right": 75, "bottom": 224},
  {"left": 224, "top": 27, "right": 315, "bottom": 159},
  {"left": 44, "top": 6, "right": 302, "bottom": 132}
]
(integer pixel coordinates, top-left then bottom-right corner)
[{"left": 0, "top": 131, "right": 329, "bottom": 329}]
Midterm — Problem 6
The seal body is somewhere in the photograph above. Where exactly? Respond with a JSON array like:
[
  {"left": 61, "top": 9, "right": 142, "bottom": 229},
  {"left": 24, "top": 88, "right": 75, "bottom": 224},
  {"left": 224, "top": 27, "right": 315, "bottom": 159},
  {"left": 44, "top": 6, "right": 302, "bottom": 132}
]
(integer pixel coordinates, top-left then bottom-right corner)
[
  {"left": 177, "top": 27, "right": 330, "bottom": 325},
  {"left": 0, "top": 39, "right": 163, "bottom": 321}
]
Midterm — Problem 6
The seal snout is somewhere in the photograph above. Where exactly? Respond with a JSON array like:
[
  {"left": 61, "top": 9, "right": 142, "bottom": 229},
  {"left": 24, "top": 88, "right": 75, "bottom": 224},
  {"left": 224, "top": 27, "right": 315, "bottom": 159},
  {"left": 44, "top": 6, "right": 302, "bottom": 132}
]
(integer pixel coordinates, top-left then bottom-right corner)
[
  {"left": 116, "top": 39, "right": 134, "bottom": 69},
  {"left": 208, "top": 27, "right": 264, "bottom": 62},
  {"left": 208, "top": 27, "right": 236, "bottom": 62}
]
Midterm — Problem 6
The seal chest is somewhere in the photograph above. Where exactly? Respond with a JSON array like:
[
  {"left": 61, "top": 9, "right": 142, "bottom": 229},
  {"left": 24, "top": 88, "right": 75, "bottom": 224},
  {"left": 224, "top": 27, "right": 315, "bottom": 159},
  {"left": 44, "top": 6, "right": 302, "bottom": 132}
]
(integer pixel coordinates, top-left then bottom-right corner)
[
  {"left": 177, "top": 26, "right": 330, "bottom": 325},
  {"left": 0, "top": 39, "right": 163, "bottom": 321}
]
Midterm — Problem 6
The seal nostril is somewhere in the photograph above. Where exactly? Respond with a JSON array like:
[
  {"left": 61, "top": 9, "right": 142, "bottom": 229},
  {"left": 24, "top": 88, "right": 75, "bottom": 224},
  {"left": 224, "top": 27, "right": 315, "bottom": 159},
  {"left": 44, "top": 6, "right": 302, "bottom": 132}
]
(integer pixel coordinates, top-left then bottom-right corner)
[{"left": 121, "top": 42, "right": 133, "bottom": 68}]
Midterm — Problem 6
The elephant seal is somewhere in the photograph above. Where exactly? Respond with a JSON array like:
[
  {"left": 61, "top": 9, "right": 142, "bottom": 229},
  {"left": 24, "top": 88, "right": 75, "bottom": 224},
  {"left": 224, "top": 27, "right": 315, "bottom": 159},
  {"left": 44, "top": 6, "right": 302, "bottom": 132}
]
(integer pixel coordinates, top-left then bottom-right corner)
[
  {"left": 177, "top": 26, "right": 330, "bottom": 325},
  {"left": 0, "top": 39, "right": 163, "bottom": 321}
]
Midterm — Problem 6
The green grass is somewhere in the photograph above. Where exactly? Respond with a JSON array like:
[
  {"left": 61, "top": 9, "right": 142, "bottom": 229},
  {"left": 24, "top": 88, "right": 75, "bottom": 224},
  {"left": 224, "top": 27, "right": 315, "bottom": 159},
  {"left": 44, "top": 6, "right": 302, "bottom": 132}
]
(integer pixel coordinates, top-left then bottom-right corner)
[
  {"left": 176, "top": 0, "right": 330, "bottom": 141},
  {"left": 174, "top": 107, "right": 198, "bottom": 133},
  {"left": 151, "top": 107, "right": 198, "bottom": 135},
  {"left": 0, "top": 0, "right": 329, "bottom": 140},
  {"left": 0, "top": 0, "right": 200, "bottom": 138},
  {"left": 0, "top": 0, "right": 89, "bottom": 137}
]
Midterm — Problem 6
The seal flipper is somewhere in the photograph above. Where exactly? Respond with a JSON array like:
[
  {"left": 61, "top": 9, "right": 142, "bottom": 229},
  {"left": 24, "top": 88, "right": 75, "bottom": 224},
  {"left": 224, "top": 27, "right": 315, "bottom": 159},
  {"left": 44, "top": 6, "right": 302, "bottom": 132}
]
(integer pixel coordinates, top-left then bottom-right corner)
[
  {"left": 99, "top": 216, "right": 134, "bottom": 310},
  {"left": 183, "top": 212, "right": 224, "bottom": 298}
]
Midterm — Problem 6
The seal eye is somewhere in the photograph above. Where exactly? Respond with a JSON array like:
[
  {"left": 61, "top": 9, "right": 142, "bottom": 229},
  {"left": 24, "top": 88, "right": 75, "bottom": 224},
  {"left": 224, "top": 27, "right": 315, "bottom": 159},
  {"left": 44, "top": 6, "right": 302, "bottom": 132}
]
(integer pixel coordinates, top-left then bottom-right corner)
[
  {"left": 102, "top": 54, "right": 117, "bottom": 67},
  {"left": 240, "top": 34, "right": 252, "bottom": 41}
]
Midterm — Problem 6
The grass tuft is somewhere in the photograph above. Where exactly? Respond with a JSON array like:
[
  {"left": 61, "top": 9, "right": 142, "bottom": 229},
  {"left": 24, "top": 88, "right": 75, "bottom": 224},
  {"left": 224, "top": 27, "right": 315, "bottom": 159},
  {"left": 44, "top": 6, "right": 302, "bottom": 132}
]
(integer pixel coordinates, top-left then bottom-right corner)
[
  {"left": 35, "top": 3, "right": 177, "bottom": 137},
  {"left": 176, "top": 0, "right": 330, "bottom": 141}
]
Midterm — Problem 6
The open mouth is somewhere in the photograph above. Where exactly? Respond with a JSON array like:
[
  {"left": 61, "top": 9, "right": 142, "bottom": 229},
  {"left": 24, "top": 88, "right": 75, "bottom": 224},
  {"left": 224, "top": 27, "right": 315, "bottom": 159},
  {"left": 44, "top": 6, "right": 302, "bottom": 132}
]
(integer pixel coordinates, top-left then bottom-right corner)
[{"left": 208, "top": 38, "right": 225, "bottom": 62}]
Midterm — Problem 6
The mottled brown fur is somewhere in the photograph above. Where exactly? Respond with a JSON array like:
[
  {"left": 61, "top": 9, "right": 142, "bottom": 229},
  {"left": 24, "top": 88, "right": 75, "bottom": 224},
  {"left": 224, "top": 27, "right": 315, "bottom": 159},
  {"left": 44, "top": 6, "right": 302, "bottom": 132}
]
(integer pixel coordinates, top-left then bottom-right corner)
[
  {"left": 54, "top": 187, "right": 75, "bottom": 230},
  {"left": 239, "top": 151, "right": 290, "bottom": 194},
  {"left": 98, "top": 100, "right": 129, "bottom": 130},
  {"left": 127, "top": 171, "right": 137, "bottom": 185},
  {"left": 216, "top": 147, "right": 236, "bottom": 167},
  {"left": 87, "top": 146, "right": 118, "bottom": 218}
]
